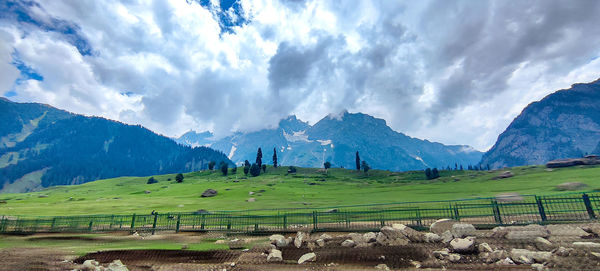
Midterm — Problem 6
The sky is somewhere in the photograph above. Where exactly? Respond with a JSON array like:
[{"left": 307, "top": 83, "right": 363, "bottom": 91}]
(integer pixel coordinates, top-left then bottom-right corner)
[{"left": 1, "top": 0, "right": 600, "bottom": 151}]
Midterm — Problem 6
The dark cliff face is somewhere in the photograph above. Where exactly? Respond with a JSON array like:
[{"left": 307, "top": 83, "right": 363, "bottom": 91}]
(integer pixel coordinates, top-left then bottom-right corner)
[
  {"left": 0, "top": 99, "right": 232, "bottom": 193},
  {"left": 481, "top": 79, "right": 600, "bottom": 168},
  {"left": 179, "top": 111, "right": 483, "bottom": 171}
]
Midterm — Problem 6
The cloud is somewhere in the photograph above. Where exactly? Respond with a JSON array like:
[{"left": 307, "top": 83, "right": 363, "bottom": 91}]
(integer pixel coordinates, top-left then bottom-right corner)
[{"left": 1, "top": 0, "right": 599, "bottom": 151}]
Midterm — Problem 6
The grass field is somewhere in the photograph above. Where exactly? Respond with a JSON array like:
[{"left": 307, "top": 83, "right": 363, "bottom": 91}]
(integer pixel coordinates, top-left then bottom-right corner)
[{"left": 1, "top": 165, "right": 599, "bottom": 217}]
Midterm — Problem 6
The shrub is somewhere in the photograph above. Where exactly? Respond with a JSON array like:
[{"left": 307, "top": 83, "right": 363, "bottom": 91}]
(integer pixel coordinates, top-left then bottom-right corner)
[
  {"left": 262, "top": 164, "right": 266, "bottom": 173},
  {"left": 147, "top": 177, "right": 158, "bottom": 184},
  {"left": 220, "top": 162, "right": 228, "bottom": 176},
  {"left": 243, "top": 165, "right": 250, "bottom": 175},
  {"left": 231, "top": 166, "right": 237, "bottom": 174},
  {"left": 250, "top": 163, "right": 261, "bottom": 177},
  {"left": 208, "top": 161, "right": 216, "bottom": 170},
  {"left": 175, "top": 173, "right": 184, "bottom": 183},
  {"left": 287, "top": 166, "right": 297, "bottom": 173}
]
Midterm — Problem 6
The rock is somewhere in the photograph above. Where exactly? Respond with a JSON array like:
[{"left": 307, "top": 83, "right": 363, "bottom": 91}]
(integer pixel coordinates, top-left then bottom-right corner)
[
  {"left": 380, "top": 226, "right": 405, "bottom": 240},
  {"left": 495, "top": 257, "right": 515, "bottom": 265},
  {"left": 38, "top": 195, "right": 48, "bottom": 198},
  {"left": 451, "top": 223, "right": 476, "bottom": 238},
  {"left": 531, "top": 263, "right": 546, "bottom": 271},
  {"left": 424, "top": 232, "right": 442, "bottom": 243},
  {"left": 267, "top": 249, "right": 283, "bottom": 262},
  {"left": 572, "top": 241, "right": 600, "bottom": 248},
  {"left": 247, "top": 198, "right": 255, "bottom": 202},
  {"left": 269, "top": 234, "right": 291, "bottom": 248},
  {"left": 441, "top": 230, "right": 454, "bottom": 243},
  {"left": 430, "top": 219, "right": 458, "bottom": 234},
  {"left": 81, "top": 260, "right": 100, "bottom": 271},
  {"left": 495, "top": 193, "right": 524, "bottom": 202},
  {"left": 392, "top": 223, "right": 424, "bottom": 242},
  {"left": 195, "top": 209, "right": 210, "bottom": 214},
  {"left": 481, "top": 250, "right": 508, "bottom": 264},
  {"left": 556, "top": 182, "right": 589, "bottom": 191},
  {"left": 249, "top": 191, "right": 254, "bottom": 195},
  {"left": 201, "top": 189, "right": 218, "bottom": 197},
  {"left": 433, "top": 249, "right": 450, "bottom": 259},
  {"left": 447, "top": 253, "right": 462, "bottom": 263},
  {"left": 590, "top": 252, "right": 600, "bottom": 259},
  {"left": 375, "top": 264, "right": 390, "bottom": 271},
  {"left": 363, "top": 232, "right": 377, "bottom": 243},
  {"left": 505, "top": 225, "right": 550, "bottom": 240},
  {"left": 547, "top": 156, "right": 600, "bottom": 168},
  {"left": 534, "top": 237, "right": 553, "bottom": 251},
  {"left": 295, "top": 232, "right": 309, "bottom": 248},
  {"left": 450, "top": 237, "right": 476, "bottom": 253},
  {"left": 228, "top": 239, "right": 245, "bottom": 249},
  {"left": 215, "top": 240, "right": 226, "bottom": 244},
  {"left": 144, "top": 190, "right": 151, "bottom": 194},
  {"left": 510, "top": 249, "right": 552, "bottom": 264},
  {"left": 492, "top": 171, "right": 514, "bottom": 179},
  {"left": 546, "top": 224, "right": 590, "bottom": 237},
  {"left": 316, "top": 239, "right": 325, "bottom": 247},
  {"left": 320, "top": 233, "right": 333, "bottom": 241},
  {"left": 107, "top": 260, "right": 129, "bottom": 271},
  {"left": 325, "top": 208, "right": 338, "bottom": 213},
  {"left": 341, "top": 239, "right": 355, "bottom": 247},
  {"left": 410, "top": 260, "right": 422, "bottom": 268},
  {"left": 478, "top": 242, "right": 493, "bottom": 253},
  {"left": 554, "top": 246, "right": 573, "bottom": 257},
  {"left": 298, "top": 252, "right": 316, "bottom": 264}
]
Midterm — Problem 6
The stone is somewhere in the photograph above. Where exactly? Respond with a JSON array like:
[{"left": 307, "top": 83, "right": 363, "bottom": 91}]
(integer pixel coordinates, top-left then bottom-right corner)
[
  {"left": 451, "top": 223, "right": 476, "bottom": 238},
  {"left": 495, "top": 257, "right": 515, "bottom": 265},
  {"left": 228, "top": 239, "right": 245, "bottom": 249},
  {"left": 478, "top": 242, "right": 493, "bottom": 253},
  {"left": 531, "top": 263, "right": 546, "bottom": 271},
  {"left": 433, "top": 249, "right": 450, "bottom": 259},
  {"left": 545, "top": 224, "right": 590, "bottom": 237},
  {"left": 590, "top": 252, "right": 600, "bottom": 259},
  {"left": 295, "top": 232, "right": 309, "bottom": 248},
  {"left": 247, "top": 198, "right": 256, "bottom": 202},
  {"left": 249, "top": 191, "right": 254, "bottom": 195},
  {"left": 81, "top": 260, "right": 100, "bottom": 271},
  {"left": 424, "top": 232, "right": 442, "bottom": 243},
  {"left": 573, "top": 241, "right": 600, "bottom": 248},
  {"left": 320, "top": 233, "right": 333, "bottom": 241},
  {"left": 450, "top": 237, "right": 476, "bottom": 253},
  {"left": 144, "top": 190, "right": 151, "bottom": 194},
  {"left": 547, "top": 156, "right": 600, "bottom": 168},
  {"left": 392, "top": 223, "right": 424, "bottom": 242},
  {"left": 269, "top": 234, "right": 290, "bottom": 248},
  {"left": 505, "top": 225, "right": 550, "bottom": 240},
  {"left": 316, "top": 239, "right": 325, "bottom": 247},
  {"left": 341, "top": 239, "right": 355, "bottom": 247},
  {"left": 510, "top": 249, "right": 552, "bottom": 264},
  {"left": 430, "top": 218, "right": 458, "bottom": 234},
  {"left": 363, "top": 232, "right": 377, "bottom": 243},
  {"left": 410, "top": 260, "right": 422, "bottom": 268},
  {"left": 481, "top": 250, "right": 508, "bottom": 264},
  {"left": 201, "top": 189, "right": 218, "bottom": 197},
  {"left": 267, "top": 249, "right": 283, "bottom": 262},
  {"left": 375, "top": 232, "right": 388, "bottom": 246},
  {"left": 375, "top": 264, "right": 390, "bottom": 271},
  {"left": 107, "top": 260, "right": 129, "bottom": 271},
  {"left": 553, "top": 246, "right": 573, "bottom": 257},
  {"left": 447, "top": 253, "right": 461, "bottom": 263},
  {"left": 441, "top": 230, "right": 454, "bottom": 243},
  {"left": 556, "top": 182, "right": 588, "bottom": 191},
  {"left": 298, "top": 252, "right": 316, "bottom": 264},
  {"left": 347, "top": 233, "right": 366, "bottom": 244},
  {"left": 534, "top": 237, "right": 553, "bottom": 251},
  {"left": 380, "top": 226, "right": 405, "bottom": 240},
  {"left": 325, "top": 208, "right": 338, "bottom": 213}
]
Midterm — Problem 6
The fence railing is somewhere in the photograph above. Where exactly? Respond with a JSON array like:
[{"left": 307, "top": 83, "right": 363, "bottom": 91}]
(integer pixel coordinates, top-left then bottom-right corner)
[{"left": 1, "top": 192, "right": 599, "bottom": 234}]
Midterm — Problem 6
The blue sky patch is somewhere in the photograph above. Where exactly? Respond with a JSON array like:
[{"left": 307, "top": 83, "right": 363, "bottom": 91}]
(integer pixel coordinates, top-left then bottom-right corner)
[
  {"left": 192, "top": 0, "right": 250, "bottom": 35},
  {"left": 12, "top": 51, "right": 44, "bottom": 83}
]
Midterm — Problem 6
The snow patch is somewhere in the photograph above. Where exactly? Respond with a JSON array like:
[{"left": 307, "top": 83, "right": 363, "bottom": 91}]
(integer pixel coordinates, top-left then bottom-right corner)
[
  {"left": 283, "top": 130, "right": 311, "bottom": 142},
  {"left": 316, "top": 139, "right": 332, "bottom": 146},
  {"left": 412, "top": 155, "right": 429, "bottom": 167},
  {"left": 228, "top": 145, "right": 237, "bottom": 159}
]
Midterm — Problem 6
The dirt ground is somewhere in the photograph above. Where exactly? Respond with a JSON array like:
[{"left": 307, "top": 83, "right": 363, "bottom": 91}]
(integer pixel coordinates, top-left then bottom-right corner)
[{"left": 1, "top": 228, "right": 600, "bottom": 271}]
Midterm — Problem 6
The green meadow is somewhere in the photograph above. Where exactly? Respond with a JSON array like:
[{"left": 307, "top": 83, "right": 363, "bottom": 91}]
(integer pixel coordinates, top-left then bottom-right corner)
[{"left": 1, "top": 165, "right": 599, "bottom": 217}]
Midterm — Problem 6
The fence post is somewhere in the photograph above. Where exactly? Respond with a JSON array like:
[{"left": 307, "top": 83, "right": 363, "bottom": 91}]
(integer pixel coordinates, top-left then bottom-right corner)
[
  {"left": 535, "top": 196, "right": 547, "bottom": 222},
  {"left": 283, "top": 215, "right": 287, "bottom": 230},
  {"left": 50, "top": 217, "right": 56, "bottom": 232},
  {"left": 415, "top": 208, "right": 422, "bottom": 227},
  {"left": 453, "top": 204, "right": 460, "bottom": 221},
  {"left": 88, "top": 220, "right": 93, "bottom": 232},
  {"left": 312, "top": 211, "right": 318, "bottom": 232},
  {"left": 130, "top": 214, "right": 136, "bottom": 232},
  {"left": 201, "top": 214, "right": 206, "bottom": 230},
  {"left": 491, "top": 200, "right": 503, "bottom": 224},
  {"left": 0, "top": 217, "right": 5, "bottom": 233},
  {"left": 582, "top": 194, "right": 596, "bottom": 219},
  {"left": 152, "top": 214, "right": 158, "bottom": 235},
  {"left": 176, "top": 215, "right": 181, "bottom": 233}
]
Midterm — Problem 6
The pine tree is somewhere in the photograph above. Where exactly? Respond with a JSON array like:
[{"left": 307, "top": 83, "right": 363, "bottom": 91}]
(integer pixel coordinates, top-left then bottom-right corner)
[
  {"left": 425, "top": 168, "right": 432, "bottom": 179},
  {"left": 355, "top": 151, "right": 361, "bottom": 171},
  {"left": 208, "top": 161, "right": 216, "bottom": 170},
  {"left": 220, "top": 162, "right": 228, "bottom": 176},
  {"left": 243, "top": 165, "right": 250, "bottom": 175},
  {"left": 272, "top": 148, "right": 278, "bottom": 168},
  {"left": 250, "top": 163, "right": 261, "bottom": 177},
  {"left": 324, "top": 161, "right": 331, "bottom": 173},
  {"left": 432, "top": 168, "right": 440, "bottom": 178},
  {"left": 361, "top": 160, "right": 370, "bottom": 173},
  {"left": 256, "top": 148, "right": 263, "bottom": 169},
  {"left": 244, "top": 160, "right": 251, "bottom": 167}
]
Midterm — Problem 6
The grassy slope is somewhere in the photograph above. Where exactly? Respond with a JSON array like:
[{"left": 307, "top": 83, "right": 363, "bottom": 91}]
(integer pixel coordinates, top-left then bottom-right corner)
[{"left": 0, "top": 165, "right": 599, "bottom": 216}]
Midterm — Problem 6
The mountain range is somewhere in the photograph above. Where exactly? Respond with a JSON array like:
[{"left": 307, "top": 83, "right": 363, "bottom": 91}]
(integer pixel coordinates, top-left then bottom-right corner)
[
  {"left": 176, "top": 112, "right": 483, "bottom": 171},
  {"left": 0, "top": 98, "right": 232, "bottom": 193},
  {"left": 481, "top": 79, "right": 600, "bottom": 168}
]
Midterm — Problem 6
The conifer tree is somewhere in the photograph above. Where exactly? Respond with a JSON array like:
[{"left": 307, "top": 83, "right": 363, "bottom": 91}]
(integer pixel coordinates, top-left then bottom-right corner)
[
  {"left": 256, "top": 148, "right": 263, "bottom": 169},
  {"left": 355, "top": 151, "right": 361, "bottom": 171},
  {"left": 272, "top": 148, "right": 278, "bottom": 168}
]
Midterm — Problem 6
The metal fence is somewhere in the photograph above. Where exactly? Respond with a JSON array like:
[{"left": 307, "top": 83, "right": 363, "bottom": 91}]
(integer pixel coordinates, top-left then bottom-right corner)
[{"left": 1, "top": 192, "right": 599, "bottom": 234}]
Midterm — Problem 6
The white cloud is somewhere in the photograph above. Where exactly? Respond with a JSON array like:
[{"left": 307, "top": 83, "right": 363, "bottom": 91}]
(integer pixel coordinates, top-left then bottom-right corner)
[{"left": 1, "top": 0, "right": 599, "bottom": 151}]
